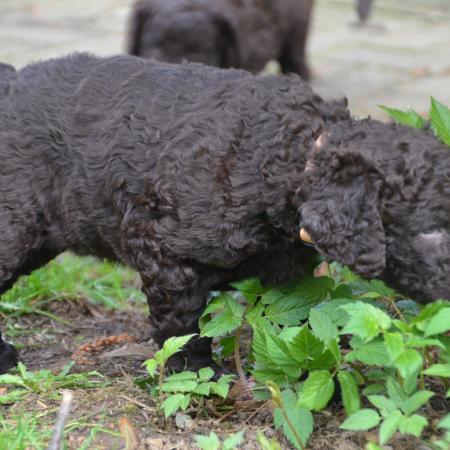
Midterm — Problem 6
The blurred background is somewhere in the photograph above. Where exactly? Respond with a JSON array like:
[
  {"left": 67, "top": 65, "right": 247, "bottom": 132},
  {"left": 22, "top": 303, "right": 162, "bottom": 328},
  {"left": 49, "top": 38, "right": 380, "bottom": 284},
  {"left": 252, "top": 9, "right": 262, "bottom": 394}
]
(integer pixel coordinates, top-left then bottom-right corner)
[{"left": 0, "top": 0, "right": 449, "bottom": 119}]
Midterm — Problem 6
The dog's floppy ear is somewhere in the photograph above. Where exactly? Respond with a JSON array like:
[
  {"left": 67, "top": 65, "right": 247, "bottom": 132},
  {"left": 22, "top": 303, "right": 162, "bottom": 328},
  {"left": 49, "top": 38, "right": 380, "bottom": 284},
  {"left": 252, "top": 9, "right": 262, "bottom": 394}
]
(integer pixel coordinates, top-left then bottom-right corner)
[{"left": 299, "top": 151, "right": 385, "bottom": 277}]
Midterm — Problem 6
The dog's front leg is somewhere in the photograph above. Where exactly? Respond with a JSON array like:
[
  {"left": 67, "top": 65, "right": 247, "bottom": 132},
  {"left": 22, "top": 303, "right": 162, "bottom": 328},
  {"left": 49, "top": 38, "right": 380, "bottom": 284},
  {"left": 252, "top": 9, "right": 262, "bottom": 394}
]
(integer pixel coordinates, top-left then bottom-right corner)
[{"left": 140, "top": 268, "right": 215, "bottom": 372}]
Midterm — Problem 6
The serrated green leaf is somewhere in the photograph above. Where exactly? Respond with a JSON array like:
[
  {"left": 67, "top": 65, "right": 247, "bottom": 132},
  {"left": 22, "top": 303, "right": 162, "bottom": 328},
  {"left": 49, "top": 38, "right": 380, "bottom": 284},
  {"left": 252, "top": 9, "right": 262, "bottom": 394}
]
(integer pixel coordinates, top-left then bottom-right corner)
[
  {"left": 338, "top": 371, "right": 361, "bottom": 416},
  {"left": 386, "top": 377, "right": 407, "bottom": 408},
  {"left": 340, "top": 409, "right": 381, "bottom": 431},
  {"left": 398, "top": 414, "right": 428, "bottom": 437},
  {"left": 193, "top": 382, "right": 211, "bottom": 396},
  {"left": 363, "top": 384, "right": 385, "bottom": 396},
  {"left": 223, "top": 431, "right": 245, "bottom": 450},
  {"left": 315, "top": 298, "right": 354, "bottom": 327},
  {"left": 160, "top": 334, "right": 196, "bottom": 361},
  {"left": 379, "top": 409, "right": 403, "bottom": 445},
  {"left": 0, "top": 374, "right": 26, "bottom": 387},
  {"left": 230, "top": 278, "right": 263, "bottom": 305},
  {"left": 424, "top": 307, "right": 450, "bottom": 337},
  {"left": 346, "top": 340, "right": 391, "bottom": 366},
  {"left": 429, "top": 97, "right": 450, "bottom": 145},
  {"left": 298, "top": 370, "right": 335, "bottom": 411},
  {"left": 369, "top": 280, "right": 398, "bottom": 298},
  {"left": 309, "top": 309, "right": 339, "bottom": 346},
  {"left": 161, "top": 393, "right": 191, "bottom": 418},
  {"left": 273, "top": 389, "right": 313, "bottom": 449},
  {"left": 246, "top": 302, "right": 266, "bottom": 326},
  {"left": 378, "top": 105, "right": 426, "bottom": 129},
  {"left": 384, "top": 332, "right": 404, "bottom": 362},
  {"left": 162, "top": 380, "right": 198, "bottom": 393},
  {"left": 438, "top": 413, "right": 450, "bottom": 430},
  {"left": 288, "top": 326, "right": 324, "bottom": 366},
  {"left": 402, "top": 390, "right": 434, "bottom": 415},
  {"left": 164, "top": 371, "right": 197, "bottom": 382},
  {"left": 195, "top": 432, "right": 221, "bottom": 450},
  {"left": 211, "top": 379, "right": 231, "bottom": 398},
  {"left": 423, "top": 363, "right": 450, "bottom": 377},
  {"left": 406, "top": 336, "right": 446, "bottom": 350},
  {"left": 198, "top": 367, "right": 214, "bottom": 381},
  {"left": 412, "top": 300, "right": 450, "bottom": 330},
  {"left": 367, "top": 395, "right": 397, "bottom": 417},
  {"left": 394, "top": 349, "right": 423, "bottom": 379},
  {"left": 341, "top": 303, "right": 391, "bottom": 342},
  {"left": 200, "top": 294, "right": 244, "bottom": 338}
]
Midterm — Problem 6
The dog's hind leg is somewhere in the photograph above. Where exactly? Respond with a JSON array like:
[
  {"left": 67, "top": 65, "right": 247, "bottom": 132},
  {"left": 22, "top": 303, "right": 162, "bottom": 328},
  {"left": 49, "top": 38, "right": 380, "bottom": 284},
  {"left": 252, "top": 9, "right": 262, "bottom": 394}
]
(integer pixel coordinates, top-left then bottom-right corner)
[{"left": 0, "top": 210, "right": 57, "bottom": 374}]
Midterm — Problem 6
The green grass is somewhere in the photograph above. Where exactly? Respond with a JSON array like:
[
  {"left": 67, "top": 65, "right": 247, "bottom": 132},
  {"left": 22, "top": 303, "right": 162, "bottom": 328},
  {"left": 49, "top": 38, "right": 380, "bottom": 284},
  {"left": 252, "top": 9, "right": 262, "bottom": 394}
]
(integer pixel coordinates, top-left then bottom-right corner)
[{"left": 0, "top": 253, "right": 145, "bottom": 318}]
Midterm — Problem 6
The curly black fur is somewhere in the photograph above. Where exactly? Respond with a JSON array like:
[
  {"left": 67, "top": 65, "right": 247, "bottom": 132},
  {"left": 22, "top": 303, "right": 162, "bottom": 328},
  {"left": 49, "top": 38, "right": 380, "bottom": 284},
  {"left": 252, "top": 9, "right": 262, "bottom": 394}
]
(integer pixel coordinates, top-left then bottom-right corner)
[
  {"left": 127, "top": 0, "right": 314, "bottom": 80},
  {"left": 0, "top": 54, "right": 448, "bottom": 374}
]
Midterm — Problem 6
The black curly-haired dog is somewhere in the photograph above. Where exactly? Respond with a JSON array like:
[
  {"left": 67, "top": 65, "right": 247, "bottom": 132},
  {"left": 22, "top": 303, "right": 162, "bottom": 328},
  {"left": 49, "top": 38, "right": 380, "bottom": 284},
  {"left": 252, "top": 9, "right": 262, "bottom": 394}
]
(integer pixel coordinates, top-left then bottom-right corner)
[
  {"left": 0, "top": 54, "right": 449, "bottom": 374},
  {"left": 127, "top": 0, "right": 314, "bottom": 80}
]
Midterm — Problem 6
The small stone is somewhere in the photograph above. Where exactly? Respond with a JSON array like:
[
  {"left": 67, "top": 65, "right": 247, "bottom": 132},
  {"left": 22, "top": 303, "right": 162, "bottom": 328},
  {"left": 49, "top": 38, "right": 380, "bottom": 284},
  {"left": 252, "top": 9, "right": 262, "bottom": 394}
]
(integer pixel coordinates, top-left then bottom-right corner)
[{"left": 175, "top": 412, "right": 195, "bottom": 431}]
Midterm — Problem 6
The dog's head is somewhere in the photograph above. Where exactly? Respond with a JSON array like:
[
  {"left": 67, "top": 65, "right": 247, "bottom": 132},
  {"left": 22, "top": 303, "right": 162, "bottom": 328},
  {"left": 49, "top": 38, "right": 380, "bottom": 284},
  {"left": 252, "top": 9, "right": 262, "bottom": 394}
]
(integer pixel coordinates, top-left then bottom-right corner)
[{"left": 297, "top": 119, "right": 450, "bottom": 303}]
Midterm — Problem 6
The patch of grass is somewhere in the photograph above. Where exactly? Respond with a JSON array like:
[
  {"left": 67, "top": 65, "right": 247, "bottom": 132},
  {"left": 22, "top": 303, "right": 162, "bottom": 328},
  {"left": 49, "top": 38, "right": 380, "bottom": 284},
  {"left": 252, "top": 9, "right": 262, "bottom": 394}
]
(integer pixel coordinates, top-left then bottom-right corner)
[{"left": 0, "top": 253, "right": 145, "bottom": 318}]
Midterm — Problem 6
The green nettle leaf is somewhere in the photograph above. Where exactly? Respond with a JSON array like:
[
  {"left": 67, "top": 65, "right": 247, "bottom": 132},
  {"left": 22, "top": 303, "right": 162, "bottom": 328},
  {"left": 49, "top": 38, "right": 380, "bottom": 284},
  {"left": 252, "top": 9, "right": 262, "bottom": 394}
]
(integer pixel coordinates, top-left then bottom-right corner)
[
  {"left": 369, "top": 280, "right": 398, "bottom": 298},
  {"left": 406, "top": 336, "right": 446, "bottom": 350},
  {"left": 384, "top": 332, "right": 404, "bottom": 362},
  {"left": 230, "top": 277, "right": 264, "bottom": 305},
  {"left": 298, "top": 370, "right": 335, "bottom": 411},
  {"left": 379, "top": 409, "right": 403, "bottom": 445},
  {"left": 144, "top": 358, "right": 158, "bottom": 377},
  {"left": 393, "top": 349, "right": 423, "bottom": 379},
  {"left": 288, "top": 326, "right": 324, "bottom": 365},
  {"left": 200, "top": 294, "right": 244, "bottom": 338},
  {"left": 378, "top": 105, "right": 426, "bottom": 129},
  {"left": 386, "top": 377, "right": 408, "bottom": 408},
  {"left": 192, "top": 382, "right": 211, "bottom": 396},
  {"left": 195, "top": 432, "right": 221, "bottom": 450},
  {"left": 346, "top": 340, "right": 391, "bottom": 366},
  {"left": 424, "top": 307, "right": 450, "bottom": 337},
  {"left": 340, "top": 409, "right": 381, "bottom": 431},
  {"left": 438, "top": 413, "right": 450, "bottom": 430},
  {"left": 161, "top": 334, "right": 196, "bottom": 361},
  {"left": 402, "top": 390, "right": 434, "bottom": 416},
  {"left": 398, "top": 414, "right": 428, "bottom": 438},
  {"left": 211, "top": 375, "right": 234, "bottom": 398},
  {"left": 341, "top": 303, "right": 391, "bottom": 342},
  {"left": 198, "top": 367, "right": 215, "bottom": 381},
  {"left": 274, "top": 389, "right": 313, "bottom": 449},
  {"left": 429, "top": 97, "right": 450, "bottom": 145},
  {"left": 223, "top": 431, "right": 245, "bottom": 450},
  {"left": 338, "top": 371, "right": 361, "bottom": 416},
  {"left": 423, "top": 363, "right": 450, "bottom": 377},
  {"left": 309, "top": 309, "right": 339, "bottom": 346},
  {"left": 262, "top": 276, "right": 334, "bottom": 325},
  {"left": 367, "top": 395, "right": 397, "bottom": 417},
  {"left": 315, "top": 298, "right": 354, "bottom": 327},
  {"left": 162, "top": 380, "right": 198, "bottom": 393},
  {"left": 161, "top": 393, "right": 191, "bottom": 418},
  {"left": 412, "top": 300, "right": 449, "bottom": 330}
]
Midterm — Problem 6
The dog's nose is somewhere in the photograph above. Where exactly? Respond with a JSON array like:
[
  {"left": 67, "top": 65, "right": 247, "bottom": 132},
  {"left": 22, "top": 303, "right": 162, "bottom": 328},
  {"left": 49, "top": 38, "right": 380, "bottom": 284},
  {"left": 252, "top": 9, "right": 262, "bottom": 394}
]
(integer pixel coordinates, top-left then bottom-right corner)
[{"left": 299, "top": 228, "right": 314, "bottom": 244}]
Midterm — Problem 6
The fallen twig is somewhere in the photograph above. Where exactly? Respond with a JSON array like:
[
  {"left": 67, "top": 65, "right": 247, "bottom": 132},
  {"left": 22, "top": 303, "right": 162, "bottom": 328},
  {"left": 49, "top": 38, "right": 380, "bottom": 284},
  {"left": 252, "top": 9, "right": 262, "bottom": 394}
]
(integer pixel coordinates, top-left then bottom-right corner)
[{"left": 47, "top": 390, "right": 74, "bottom": 450}]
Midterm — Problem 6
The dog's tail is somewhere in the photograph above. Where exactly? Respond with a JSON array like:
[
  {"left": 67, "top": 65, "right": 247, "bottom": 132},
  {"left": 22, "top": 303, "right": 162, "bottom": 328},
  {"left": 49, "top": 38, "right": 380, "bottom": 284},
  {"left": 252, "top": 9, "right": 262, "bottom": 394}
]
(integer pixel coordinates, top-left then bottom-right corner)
[
  {"left": 0, "top": 63, "right": 17, "bottom": 98},
  {"left": 126, "top": 0, "right": 153, "bottom": 56}
]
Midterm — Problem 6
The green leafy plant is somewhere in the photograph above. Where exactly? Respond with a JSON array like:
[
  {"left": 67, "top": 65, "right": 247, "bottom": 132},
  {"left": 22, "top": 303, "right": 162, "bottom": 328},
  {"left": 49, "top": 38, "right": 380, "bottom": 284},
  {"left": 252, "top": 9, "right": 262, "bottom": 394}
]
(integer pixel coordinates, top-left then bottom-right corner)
[
  {"left": 198, "top": 262, "right": 450, "bottom": 448},
  {"left": 379, "top": 97, "right": 450, "bottom": 145},
  {"left": 143, "top": 335, "right": 234, "bottom": 417},
  {"left": 0, "top": 362, "right": 106, "bottom": 405}
]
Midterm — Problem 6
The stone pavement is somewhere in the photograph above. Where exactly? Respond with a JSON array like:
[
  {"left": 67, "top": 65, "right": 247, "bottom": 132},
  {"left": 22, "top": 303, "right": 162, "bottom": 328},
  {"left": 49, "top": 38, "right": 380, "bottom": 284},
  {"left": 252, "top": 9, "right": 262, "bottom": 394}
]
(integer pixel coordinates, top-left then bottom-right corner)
[{"left": 0, "top": 0, "right": 449, "bottom": 119}]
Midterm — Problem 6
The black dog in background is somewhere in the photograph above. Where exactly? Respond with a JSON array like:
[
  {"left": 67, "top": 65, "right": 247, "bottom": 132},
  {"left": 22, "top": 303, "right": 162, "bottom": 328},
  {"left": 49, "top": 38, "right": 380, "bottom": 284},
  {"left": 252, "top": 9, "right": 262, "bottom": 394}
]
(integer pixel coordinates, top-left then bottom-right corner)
[
  {"left": 0, "top": 54, "right": 449, "bottom": 374},
  {"left": 127, "top": 0, "right": 314, "bottom": 80}
]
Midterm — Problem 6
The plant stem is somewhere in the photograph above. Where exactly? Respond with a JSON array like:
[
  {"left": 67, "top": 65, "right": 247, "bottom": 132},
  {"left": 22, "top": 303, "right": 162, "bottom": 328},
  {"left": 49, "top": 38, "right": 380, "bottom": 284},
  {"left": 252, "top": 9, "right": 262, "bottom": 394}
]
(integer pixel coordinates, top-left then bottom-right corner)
[
  {"left": 389, "top": 298, "right": 406, "bottom": 322},
  {"left": 158, "top": 362, "right": 165, "bottom": 399},
  {"left": 234, "top": 326, "right": 249, "bottom": 390}
]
